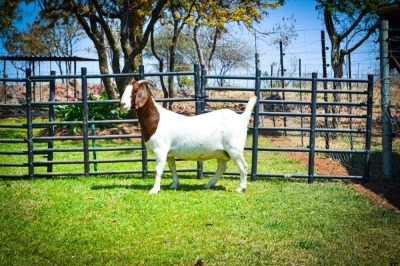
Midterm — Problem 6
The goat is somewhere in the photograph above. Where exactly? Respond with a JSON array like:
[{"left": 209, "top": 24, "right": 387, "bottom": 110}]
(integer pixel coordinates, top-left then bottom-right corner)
[{"left": 120, "top": 80, "right": 257, "bottom": 194}]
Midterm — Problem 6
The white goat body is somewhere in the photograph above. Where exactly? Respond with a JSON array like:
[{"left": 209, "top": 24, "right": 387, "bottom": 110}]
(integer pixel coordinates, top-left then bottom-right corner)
[{"left": 120, "top": 80, "right": 257, "bottom": 193}]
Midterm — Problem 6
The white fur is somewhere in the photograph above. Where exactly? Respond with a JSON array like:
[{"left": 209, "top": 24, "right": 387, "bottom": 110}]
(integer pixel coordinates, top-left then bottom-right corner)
[
  {"left": 120, "top": 84, "right": 257, "bottom": 194},
  {"left": 120, "top": 84, "right": 133, "bottom": 110}
]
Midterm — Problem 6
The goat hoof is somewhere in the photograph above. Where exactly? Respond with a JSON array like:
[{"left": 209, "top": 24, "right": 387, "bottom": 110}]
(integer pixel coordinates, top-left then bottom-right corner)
[
  {"left": 236, "top": 187, "right": 246, "bottom": 193},
  {"left": 149, "top": 189, "right": 160, "bottom": 194},
  {"left": 170, "top": 183, "right": 179, "bottom": 189}
]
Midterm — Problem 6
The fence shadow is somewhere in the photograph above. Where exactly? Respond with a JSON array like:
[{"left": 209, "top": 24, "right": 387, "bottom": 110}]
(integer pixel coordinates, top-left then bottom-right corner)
[{"left": 340, "top": 150, "right": 400, "bottom": 211}]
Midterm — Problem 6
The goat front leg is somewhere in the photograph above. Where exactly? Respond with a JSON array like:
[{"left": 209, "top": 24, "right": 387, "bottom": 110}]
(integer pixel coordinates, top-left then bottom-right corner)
[
  {"left": 149, "top": 152, "right": 168, "bottom": 194},
  {"left": 167, "top": 157, "right": 179, "bottom": 189}
]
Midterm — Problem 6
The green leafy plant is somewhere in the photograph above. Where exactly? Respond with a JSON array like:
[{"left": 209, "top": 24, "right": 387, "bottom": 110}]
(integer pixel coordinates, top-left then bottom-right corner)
[
  {"left": 55, "top": 98, "right": 83, "bottom": 133},
  {"left": 55, "top": 90, "right": 128, "bottom": 132}
]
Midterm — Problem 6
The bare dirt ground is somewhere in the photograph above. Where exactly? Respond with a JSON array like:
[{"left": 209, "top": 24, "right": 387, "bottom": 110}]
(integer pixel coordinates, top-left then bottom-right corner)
[{"left": 265, "top": 132, "right": 399, "bottom": 212}]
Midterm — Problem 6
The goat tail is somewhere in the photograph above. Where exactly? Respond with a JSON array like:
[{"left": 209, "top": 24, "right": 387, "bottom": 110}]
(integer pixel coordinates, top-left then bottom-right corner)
[{"left": 242, "top": 95, "right": 258, "bottom": 121}]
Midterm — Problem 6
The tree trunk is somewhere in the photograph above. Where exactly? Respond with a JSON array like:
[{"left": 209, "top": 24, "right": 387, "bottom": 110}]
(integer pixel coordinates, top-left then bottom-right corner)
[
  {"left": 330, "top": 39, "right": 345, "bottom": 135},
  {"left": 150, "top": 28, "right": 168, "bottom": 108},
  {"left": 330, "top": 40, "right": 344, "bottom": 102},
  {"left": 97, "top": 46, "right": 117, "bottom": 100},
  {"left": 168, "top": 19, "right": 180, "bottom": 110}
]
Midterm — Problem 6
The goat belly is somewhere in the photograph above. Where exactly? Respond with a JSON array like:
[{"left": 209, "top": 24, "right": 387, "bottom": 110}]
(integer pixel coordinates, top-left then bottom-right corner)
[{"left": 167, "top": 148, "right": 231, "bottom": 161}]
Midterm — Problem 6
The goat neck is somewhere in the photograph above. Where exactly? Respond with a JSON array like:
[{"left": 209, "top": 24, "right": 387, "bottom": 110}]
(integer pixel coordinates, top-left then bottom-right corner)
[{"left": 133, "top": 86, "right": 160, "bottom": 142}]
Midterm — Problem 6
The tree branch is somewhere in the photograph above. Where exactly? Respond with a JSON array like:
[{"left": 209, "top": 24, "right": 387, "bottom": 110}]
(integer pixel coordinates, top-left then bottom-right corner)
[{"left": 341, "top": 22, "right": 378, "bottom": 56}]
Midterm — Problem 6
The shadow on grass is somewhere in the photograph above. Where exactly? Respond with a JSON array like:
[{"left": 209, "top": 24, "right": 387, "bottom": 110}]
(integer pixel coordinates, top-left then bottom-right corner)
[
  {"left": 91, "top": 183, "right": 152, "bottom": 191},
  {"left": 90, "top": 182, "right": 227, "bottom": 192},
  {"left": 338, "top": 150, "right": 400, "bottom": 211}
]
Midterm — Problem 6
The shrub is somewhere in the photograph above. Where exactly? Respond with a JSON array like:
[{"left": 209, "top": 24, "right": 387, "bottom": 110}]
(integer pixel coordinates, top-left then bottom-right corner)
[{"left": 55, "top": 89, "right": 128, "bottom": 133}]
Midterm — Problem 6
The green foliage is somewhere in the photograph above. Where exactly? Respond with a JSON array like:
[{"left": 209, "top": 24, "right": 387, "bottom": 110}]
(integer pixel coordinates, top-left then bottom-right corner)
[
  {"left": 177, "top": 76, "right": 193, "bottom": 89},
  {"left": 55, "top": 91, "right": 128, "bottom": 133}
]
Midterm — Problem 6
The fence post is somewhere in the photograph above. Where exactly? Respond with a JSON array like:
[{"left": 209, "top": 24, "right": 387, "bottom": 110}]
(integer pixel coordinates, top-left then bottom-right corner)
[
  {"left": 81, "top": 68, "right": 90, "bottom": 176},
  {"left": 200, "top": 68, "right": 207, "bottom": 112},
  {"left": 139, "top": 65, "right": 148, "bottom": 178},
  {"left": 280, "top": 41, "right": 287, "bottom": 135},
  {"left": 308, "top": 73, "right": 318, "bottom": 183},
  {"left": 363, "top": 74, "right": 374, "bottom": 182},
  {"left": 47, "top": 71, "right": 56, "bottom": 173},
  {"left": 379, "top": 19, "right": 392, "bottom": 181},
  {"left": 193, "top": 64, "right": 203, "bottom": 179},
  {"left": 26, "top": 68, "right": 34, "bottom": 179},
  {"left": 251, "top": 70, "right": 261, "bottom": 181},
  {"left": 321, "top": 30, "right": 330, "bottom": 150},
  {"left": 91, "top": 118, "right": 98, "bottom": 171},
  {"left": 299, "top": 58, "right": 304, "bottom": 147}
]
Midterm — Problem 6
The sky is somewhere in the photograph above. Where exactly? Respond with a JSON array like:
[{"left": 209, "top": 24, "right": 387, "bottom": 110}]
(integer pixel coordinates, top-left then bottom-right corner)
[
  {"left": 253, "top": 0, "right": 379, "bottom": 78},
  {"left": 0, "top": 0, "right": 380, "bottom": 79}
]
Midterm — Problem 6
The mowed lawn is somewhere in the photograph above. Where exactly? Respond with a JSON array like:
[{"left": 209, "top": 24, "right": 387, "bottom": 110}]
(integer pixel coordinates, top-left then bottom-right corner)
[
  {"left": 1, "top": 117, "right": 399, "bottom": 265},
  {"left": 1, "top": 174, "right": 399, "bottom": 265}
]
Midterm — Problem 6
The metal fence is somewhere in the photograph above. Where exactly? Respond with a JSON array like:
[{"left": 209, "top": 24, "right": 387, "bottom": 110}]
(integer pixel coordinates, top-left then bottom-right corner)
[{"left": 0, "top": 65, "right": 373, "bottom": 182}]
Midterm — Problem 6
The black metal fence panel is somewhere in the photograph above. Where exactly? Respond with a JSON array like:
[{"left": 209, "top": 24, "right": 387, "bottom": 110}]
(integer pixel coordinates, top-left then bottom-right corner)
[{"left": 0, "top": 65, "right": 373, "bottom": 182}]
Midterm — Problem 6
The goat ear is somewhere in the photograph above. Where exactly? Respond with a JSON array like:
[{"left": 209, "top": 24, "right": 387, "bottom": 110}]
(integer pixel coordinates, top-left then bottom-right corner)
[{"left": 134, "top": 87, "right": 148, "bottom": 109}]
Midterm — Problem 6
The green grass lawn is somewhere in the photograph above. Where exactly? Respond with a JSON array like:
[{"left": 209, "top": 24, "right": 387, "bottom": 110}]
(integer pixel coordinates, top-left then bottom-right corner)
[
  {"left": 1, "top": 118, "right": 399, "bottom": 265},
  {"left": 1, "top": 175, "right": 399, "bottom": 265}
]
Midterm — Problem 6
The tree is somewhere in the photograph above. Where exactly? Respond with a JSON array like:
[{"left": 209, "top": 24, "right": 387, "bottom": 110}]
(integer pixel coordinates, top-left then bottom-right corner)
[
  {"left": 2, "top": 10, "right": 85, "bottom": 81},
  {"left": 160, "top": 0, "right": 196, "bottom": 108},
  {"left": 36, "top": 0, "right": 168, "bottom": 99},
  {"left": 213, "top": 37, "right": 254, "bottom": 86},
  {"left": 48, "top": 17, "right": 86, "bottom": 77},
  {"left": 265, "top": 15, "right": 298, "bottom": 78},
  {"left": 191, "top": 0, "right": 284, "bottom": 72},
  {"left": 316, "top": 0, "right": 389, "bottom": 84},
  {"left": 316, "top": 0, "right": 389, "bottom": 133},
  {"left": 146, "top": 24, "right": 194, "bottom": 108},
  {"left": 3, "top": 21, "right": 53, "bottom": 74},
  {"left": 0, "top": 0, "right": 24, "bottom": 35}
]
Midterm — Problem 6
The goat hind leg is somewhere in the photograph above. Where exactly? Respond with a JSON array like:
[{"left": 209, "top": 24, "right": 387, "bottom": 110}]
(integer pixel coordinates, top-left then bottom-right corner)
[
  {"left": 232, "top": 154, "right": 248, "bottom": 193},
  {"left": 167, "top": 157, "right": 179, "bottom": 189},
  {"left": 204, "top": 159, "right": 227, "bottom": 189}
]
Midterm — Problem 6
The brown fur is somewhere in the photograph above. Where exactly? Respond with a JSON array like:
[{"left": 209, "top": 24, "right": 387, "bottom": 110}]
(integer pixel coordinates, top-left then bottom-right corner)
[{"left": 130, "top": 81, "right": 160, "bottom": 142}]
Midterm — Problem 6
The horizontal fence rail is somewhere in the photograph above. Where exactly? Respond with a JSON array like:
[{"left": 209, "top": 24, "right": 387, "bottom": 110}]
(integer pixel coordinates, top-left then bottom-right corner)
[{"left": 0, "top": 65, "right": 373, "bottom": 183}]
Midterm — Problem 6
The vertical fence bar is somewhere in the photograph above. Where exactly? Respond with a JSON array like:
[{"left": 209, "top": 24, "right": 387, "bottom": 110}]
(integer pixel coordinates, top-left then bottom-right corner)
[
  {"left": 91, "top": 118, "right": 98, "bottom": 171},
  {"left": 200, "top": 68, "right": 207, "bottom": 112},
  {"left": 47, "top": 71, "right": 56, "bottom": 173},
  {"left": 139, "top": 65, "right": 148, "bottom": 178},
  {"left": 26, "top": 69, "right": 34, "bottom": 179},
  {"left": 299, "top": 58, "right": 304, "bottom": 147},
  {"left": 193, "top": 64, "right": 203, "bottom": 179},
  {"left": 308, "top": 73, "right": 318, "bottom": 183},
  {"left": 251, "top": 70, "right": 261, "bottom": 181},
  {"left": 348, "top": 53, "right": 354, "bottom": 167},
  {"left": 81, "top": 68, "right": 90, "bottom": 176},
  {"left": 279, "top": 41, "right": 287, "bottom": 135},
  {"left": 363, "top": 74, "right": 374, "bottom": 182}
]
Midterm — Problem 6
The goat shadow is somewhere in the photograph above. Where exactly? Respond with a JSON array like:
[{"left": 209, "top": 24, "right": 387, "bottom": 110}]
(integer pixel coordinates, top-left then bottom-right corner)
[{"left": 91, "top": 180, "right": 227, "bottom": 192}]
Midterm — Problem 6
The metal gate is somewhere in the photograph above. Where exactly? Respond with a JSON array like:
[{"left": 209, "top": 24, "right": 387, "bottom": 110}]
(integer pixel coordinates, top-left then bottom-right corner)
[{"left": 0, "top": 65, "right": 373, "bottom": 182}]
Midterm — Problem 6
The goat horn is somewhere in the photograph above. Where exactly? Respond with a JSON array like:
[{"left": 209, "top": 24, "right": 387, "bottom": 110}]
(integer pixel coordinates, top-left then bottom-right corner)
[{"left": 138, "top": 80, "right": 157, "bottom": 95}]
